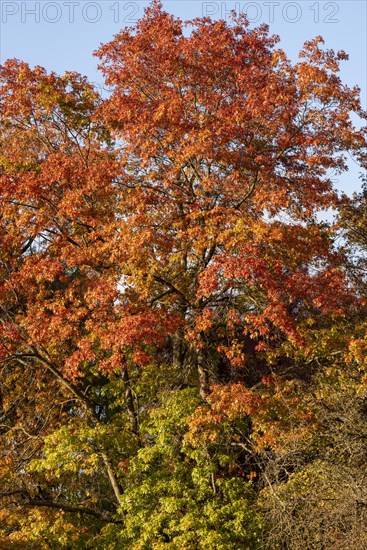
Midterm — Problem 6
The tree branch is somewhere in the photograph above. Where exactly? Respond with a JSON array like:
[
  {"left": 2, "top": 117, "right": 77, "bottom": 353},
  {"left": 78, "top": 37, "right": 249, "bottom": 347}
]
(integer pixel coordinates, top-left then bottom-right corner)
[
  {"left": 152, "top": 275, "right": 190, "bottom": 305},
  {"left": 16, "top": 499, "right": 124, "bottom": 524}
]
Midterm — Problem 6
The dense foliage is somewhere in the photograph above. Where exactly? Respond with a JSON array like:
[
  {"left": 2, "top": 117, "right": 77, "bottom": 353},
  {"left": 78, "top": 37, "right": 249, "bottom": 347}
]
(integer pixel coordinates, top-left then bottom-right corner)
[{"left": 0, "top": 2, "right": 366, "bottom": 548}]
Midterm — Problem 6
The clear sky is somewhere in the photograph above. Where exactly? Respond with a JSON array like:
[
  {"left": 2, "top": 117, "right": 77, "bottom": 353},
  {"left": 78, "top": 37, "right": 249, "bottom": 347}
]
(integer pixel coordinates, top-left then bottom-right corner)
[{"left": 1, "top": 0, "right": 366, "bottom": 194}]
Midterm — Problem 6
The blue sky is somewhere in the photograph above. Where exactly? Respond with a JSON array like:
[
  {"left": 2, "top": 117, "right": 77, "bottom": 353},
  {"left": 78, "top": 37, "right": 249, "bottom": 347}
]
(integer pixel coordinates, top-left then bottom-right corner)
[{"left": 1, "top": 0, "right": 366, "bottom": 194}]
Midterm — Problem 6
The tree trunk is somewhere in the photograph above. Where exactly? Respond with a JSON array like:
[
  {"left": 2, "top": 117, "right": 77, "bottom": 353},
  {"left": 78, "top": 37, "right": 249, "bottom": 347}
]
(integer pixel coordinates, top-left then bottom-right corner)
[
  {"left": 101, "top": 452, "right": 123, "bottom": 505},
  {"left": 121, "top": 366, "right": 139, "bottom": 435},
  {"left": 197, "top": 347, "right": 209, "bottom": 400},
  {"left": 172, "top": 333, "right": 186, "bottom": 369}
]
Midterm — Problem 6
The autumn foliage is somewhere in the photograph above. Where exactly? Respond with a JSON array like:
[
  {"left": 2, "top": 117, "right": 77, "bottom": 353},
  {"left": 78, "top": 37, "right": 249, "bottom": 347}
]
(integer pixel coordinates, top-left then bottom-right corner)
[{"left": 0, "top": 2, "right": 367, "bottom": 548}]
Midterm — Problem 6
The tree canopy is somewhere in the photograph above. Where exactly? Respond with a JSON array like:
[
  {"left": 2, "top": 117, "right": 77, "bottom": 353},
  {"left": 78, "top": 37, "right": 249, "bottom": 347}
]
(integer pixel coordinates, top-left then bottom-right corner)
[{"left": 0, "top": 2, "right": 366, "bottom": 548}]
